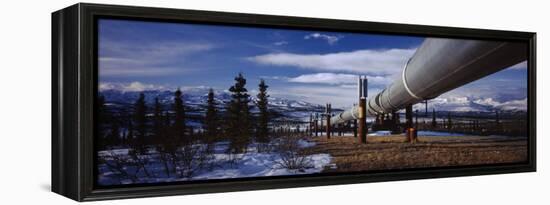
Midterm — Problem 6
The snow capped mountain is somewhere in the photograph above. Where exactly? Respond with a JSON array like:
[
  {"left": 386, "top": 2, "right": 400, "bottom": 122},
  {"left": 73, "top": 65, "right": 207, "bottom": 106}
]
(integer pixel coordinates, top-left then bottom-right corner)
[
  {"left": 100, "top": 85, "right": 526, "bottom": 120},
  {"left": 412, "top": 96, "right": 527, "bottom": 113},
  {"left": 101, "top": 88, "right": 322, "bottom": 109},
  {"left": 99, "top": 88, "right": 325, "bottom": 122}
]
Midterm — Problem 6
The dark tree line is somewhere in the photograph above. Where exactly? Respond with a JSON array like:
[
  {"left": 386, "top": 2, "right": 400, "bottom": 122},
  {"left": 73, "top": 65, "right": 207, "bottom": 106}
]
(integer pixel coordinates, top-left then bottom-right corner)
[{"left": 98, "top": 72, "right": 272, "bottom": 179}]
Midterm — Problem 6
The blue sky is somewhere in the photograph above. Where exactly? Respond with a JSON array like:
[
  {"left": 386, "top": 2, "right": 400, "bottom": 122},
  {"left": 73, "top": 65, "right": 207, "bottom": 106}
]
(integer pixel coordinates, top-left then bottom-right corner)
[{"left": 98, "top": 19, "right": 527, "bottom": 111}]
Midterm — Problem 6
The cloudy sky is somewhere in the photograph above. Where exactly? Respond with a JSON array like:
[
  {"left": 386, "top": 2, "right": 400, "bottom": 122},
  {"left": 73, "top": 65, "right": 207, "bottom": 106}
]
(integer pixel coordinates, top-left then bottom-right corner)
[{"left": 98, "top": 19, "right": 528, "bottom": 111}]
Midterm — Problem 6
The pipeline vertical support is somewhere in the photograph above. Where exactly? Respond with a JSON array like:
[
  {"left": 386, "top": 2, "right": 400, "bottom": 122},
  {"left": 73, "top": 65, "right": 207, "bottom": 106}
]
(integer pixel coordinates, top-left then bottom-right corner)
[
  {"left": 353, "top": 119, "right": 358, "bottom": 138},
  {"left": 308, "top": 114, "right": 312, "bottom": 136},
  {"left": 405, "top": 104, "right": 417, "bottom": 143},
  {"left": 357, "top": 76, "right": 368, "bottom": 144},
  {"left": 415, "top": 109, "right": 418, "bottom": 129},
  {"left": 424, "top": 100, "right": 428, "bottom": 117},
  {"left": 346, "top": 120, "right": 351, "bottom": 137},
  {"left": 320, "top": 116, "right": 324, "bottom": 136},
  {"left": 405, "top": 105, "right": 413, "bottom": 127},
  {"left": 358, "top": 98, "right": 367, "bottom": 144},
  {"left": 326, "top": 104, "right": 331, "bottom": 139},
  {"left": 314, "top": 114, "right": 319, "bottom": 137},
  {"left": 331, "top": 114, "right": 335, "bottom": 136}
]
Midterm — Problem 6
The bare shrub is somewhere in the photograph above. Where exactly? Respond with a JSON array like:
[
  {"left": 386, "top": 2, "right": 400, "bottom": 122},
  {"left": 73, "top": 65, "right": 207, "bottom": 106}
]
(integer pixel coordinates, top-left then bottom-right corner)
[
  {"left": 272, "top": 134, "right": 313, "bottom": 171},
  {"left": 127, "top": 148, "right": 153, "bottom": 178},
  {"left": 173, "top": 143, "right": 211, "bottom": 178},
  {"left": 98, "top": 150, "right": 141, "bottom": 184}
]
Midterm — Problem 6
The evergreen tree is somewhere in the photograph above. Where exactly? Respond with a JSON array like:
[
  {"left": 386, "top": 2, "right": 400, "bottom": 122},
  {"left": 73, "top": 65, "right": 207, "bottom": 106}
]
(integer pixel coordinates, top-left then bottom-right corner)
[
  {"left": 133, "top": 93, "right": 148, "bottom": 153},
  {"left": 97, "top": 95, "right": 108, "bottom": 148},
  {"left": 153, "top": 97, "right": 164, "bottom": 144},
  {"left": 98, "top": 95, "right": 106, "bottom": 138},
  {"left": 173, "top": 88, "right": 187, "bottom": 143},
  {"left": 203, "top": 88, "right": 219, "bottom": 143},
  {"left": 124, "top": 94, "right": 152, "bottom": 177},
  {"left": 161, "top": 110, "right": 179, "bottom": 175},
  {"left": 163, "top": 111, "right": 171, "bottom": 130},
  {"left": 127, "top": 114, "right": 134, "bottom": 143},
  {"left": 108, "top": 116, "right": 121, "bottom": 147},
  {"left": 256, "top": 79, "right": 270, "bottom": 144},
  {"left": 226, "top": 72, "right": 252, "bottom": 153}
]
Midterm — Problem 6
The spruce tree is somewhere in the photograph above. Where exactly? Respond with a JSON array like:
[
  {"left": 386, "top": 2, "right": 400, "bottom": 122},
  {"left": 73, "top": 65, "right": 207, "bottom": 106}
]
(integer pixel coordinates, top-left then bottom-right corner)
[
  {"left": 153, "top": 97, "right": 164, "bottom": 145},
  {"left": 133, "top": 93, "right": 148, "bottom": 153},
  {"left": 108, "top": 116, "right": 121, "bottom": 147},
  {"left": 161, "top": 110, "right": 178, "bottom": 175},
  {"left": 226, "top": 72, "right": 252, "bottom": 153},
  {"left": 256, "top": 79, "right": 270, "bottom": 144},
  {"left": 128, "top": 93, "right": 152, "bottom": 177},
  {"left": 173, "top": 88, "right": 187, "bottom": 144},
  {"left": 98, "top": 95, "right": 106, "bottom": 137},
  {"left": 127, "top": 113, "right": 134, "bottom": 144},
  {"left": 203, "top": 88, "right": 219, "bottom": 143},
  {"left": 97, "top": 95, "right": 107, "bottom": 148}
]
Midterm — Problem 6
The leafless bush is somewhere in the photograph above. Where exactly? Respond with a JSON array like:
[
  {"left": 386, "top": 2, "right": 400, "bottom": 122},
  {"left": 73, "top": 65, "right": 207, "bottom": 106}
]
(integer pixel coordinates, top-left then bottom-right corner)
[
  {"left": 98, "top": 150, "right": 141, "bottom": 184},
  {"left": 172, "top": 143, "right": 211, "bottom": 178},
  {"left": 128, "top": 147, "right": 153, "bottom": 178},
  {"left": 272, "top": 135, "right": 313, "bottom": 171}
]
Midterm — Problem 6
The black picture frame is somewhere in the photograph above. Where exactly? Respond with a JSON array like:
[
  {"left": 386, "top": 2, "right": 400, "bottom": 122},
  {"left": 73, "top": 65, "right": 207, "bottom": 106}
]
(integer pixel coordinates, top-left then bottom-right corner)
[{"left": 52, "top": 3, "right": 536, "bottom": 201}]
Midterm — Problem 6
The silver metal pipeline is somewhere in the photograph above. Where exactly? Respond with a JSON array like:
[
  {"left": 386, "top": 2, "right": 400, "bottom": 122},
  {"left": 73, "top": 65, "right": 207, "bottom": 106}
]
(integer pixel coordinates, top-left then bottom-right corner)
[{"left": 323, "top": 37, "right": 527, "bottom": 126}]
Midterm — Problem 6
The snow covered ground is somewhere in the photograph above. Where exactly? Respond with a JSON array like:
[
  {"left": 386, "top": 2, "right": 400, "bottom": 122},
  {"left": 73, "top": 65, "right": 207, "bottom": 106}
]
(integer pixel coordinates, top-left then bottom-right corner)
[
  {"left": 193, "top": 151, "right": 330, "bottom": 180},
  {"left": 97, "top": 139, "right": 331, "bottom": 185},
  {"left": 416, "top": 131, "right": 466, "bottom": 136}
]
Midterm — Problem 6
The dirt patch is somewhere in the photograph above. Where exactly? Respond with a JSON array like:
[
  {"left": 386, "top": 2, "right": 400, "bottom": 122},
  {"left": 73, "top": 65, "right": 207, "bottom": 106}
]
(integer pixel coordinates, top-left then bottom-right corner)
[{"left": 304, "top": 135, "right": 528, "bottom": 173}]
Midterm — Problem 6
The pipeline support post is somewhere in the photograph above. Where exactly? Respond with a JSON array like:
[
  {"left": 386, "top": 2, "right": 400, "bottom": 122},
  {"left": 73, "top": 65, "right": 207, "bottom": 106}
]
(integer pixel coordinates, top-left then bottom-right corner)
[
  {"left": 405, "top": 104, "right": 417, "bottom": 143},
  {"left": 357, "top": 76, "right": 368, "bottom": 144},
  {"left": 326, "top": 103, "right": 331, "bottom": 139},
  {"left": 311, "top": 114, "right": 314, "bottom": 136},
  {"left": 358, "top": 98, "right": 367, "bottom": 144},
  {"left": 314, "top": 114, "right": 319, "bottom": 137},
  {"left": 353, "top": 119, "right": 358, "bottom": 138}
]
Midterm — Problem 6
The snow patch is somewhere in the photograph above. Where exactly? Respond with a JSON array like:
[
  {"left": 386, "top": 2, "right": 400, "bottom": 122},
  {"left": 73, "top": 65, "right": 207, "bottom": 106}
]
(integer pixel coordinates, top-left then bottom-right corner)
[
  {"left": 366, "top": 130, "right": 466, "bottom": 137},
  {"left": 297, "top": 139, "right": 316, "bottom": 148},
  {"left": 368, "top": 130, "right": 392, "bottom": 136},
  {"left": 98, "top": 140, "right": 331, "bottom": 185},
  {"left": 193, "top": 152, "right": 330, "bottom": 180},
  {"left": 417, "top": 131, "right": 466, "bottom": 137}
]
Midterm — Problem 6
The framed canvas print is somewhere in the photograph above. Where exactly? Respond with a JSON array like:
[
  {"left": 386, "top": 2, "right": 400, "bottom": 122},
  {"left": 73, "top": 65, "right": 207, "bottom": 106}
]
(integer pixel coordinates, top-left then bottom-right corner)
[{"left": 52, "top": 3, "right": 536, "bottom": 201}]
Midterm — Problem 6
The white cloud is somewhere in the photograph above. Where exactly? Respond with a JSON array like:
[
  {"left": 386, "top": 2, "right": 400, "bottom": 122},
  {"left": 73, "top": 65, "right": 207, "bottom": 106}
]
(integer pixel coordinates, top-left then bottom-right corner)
[
  {"left": 99, "top": 60, "right": 185, "bottom": 76},
  {"left": 286, "top": 73, "right": 391, "bottom": 86},
  {"left": 99, "top": 40, "right": 215, "bottom": 77},
  {"left": 99, "top": 82, "right": 168, "bottom": 92},
  {"left": 247, "top": 48, "right": 416, "bottom": 76},
  {"left": 304, "top": 33, "right": 342, "bottom": 45},
  {"left": 273, "top": 41, "right": 288, "bottom": 46},
  {"left": 101, "top": 41, "right": 214, "bottom": 59}
]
